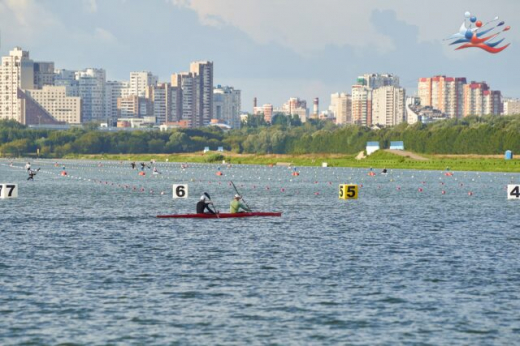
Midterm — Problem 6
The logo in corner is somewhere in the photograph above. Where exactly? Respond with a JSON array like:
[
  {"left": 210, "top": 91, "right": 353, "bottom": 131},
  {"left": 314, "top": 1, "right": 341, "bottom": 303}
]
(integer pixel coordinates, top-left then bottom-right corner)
[{"left": 446, "top": 11, "right": 511, "bottom": 54}]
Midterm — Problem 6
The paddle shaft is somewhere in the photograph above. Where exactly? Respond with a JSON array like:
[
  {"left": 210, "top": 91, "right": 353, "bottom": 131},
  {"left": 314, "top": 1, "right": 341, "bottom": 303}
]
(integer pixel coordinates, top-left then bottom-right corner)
[{"left": 204, "top": 192, "right": 219, "bottom": 218}]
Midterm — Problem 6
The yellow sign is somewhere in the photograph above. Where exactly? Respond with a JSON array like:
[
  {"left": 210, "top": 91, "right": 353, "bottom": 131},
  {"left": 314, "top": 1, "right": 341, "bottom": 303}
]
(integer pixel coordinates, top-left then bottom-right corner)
[{"left": 339, "top": 184, "right": 358, "bottom": 200}]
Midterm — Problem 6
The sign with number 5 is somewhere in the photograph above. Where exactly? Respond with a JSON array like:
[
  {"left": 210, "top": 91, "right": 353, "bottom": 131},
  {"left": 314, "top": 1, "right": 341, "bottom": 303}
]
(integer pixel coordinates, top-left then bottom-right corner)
[
  {"left": 0, "top": 184, "right": 18, "bottom": 199},
  {"left": 172, "top": 184, "right": 188, "bottom": 199}
]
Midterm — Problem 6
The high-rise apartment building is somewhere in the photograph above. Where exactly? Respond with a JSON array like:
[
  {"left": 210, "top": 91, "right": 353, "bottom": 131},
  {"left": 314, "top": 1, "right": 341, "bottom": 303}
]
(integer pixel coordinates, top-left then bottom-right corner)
[
  {"left": 190, "top": 61, "right": 213, "bottom": 126},
  {"left": 462, "top": 82, "right": 502, "bottom": 117},
  {"left": 351, "top": 85, "right": 372, "bottom": 126},
  {"left": 213, "top": 85, "right": 241, "bottom": 128},
  {"left": 330, "top": 92, "right": 351, "bottom": 125},
  {"left": 105, "top": 80, "right": 129, "bottom": 125},
  {"left": 0, "top": 47, "right": 35, "bottom": 123},
  {"left": 171, "top": 72, "right": 198, "bottom": 127},
  {"left": 34, "top": 62, "right": 55, "bottom": 89},
  {"left": 129, "top": 71, "right": 157, "bottom": 97},
  {"left": 357, "top": 73, "right": 399, "bottom": 89},
  {"left": 148, "top": 83, "right": 173, "bottom": 125},
  {"left": 418, "top": 76, "right": 466, "bottom": 118},
  {"left": 372, "top": 86, "right": 405, "bottom": 126},
  {"left": 55, "top": 69, "right": 80, "bottom": 96},
  {"left": 76, "top": 68, "right": 106, "bottom": 123}
]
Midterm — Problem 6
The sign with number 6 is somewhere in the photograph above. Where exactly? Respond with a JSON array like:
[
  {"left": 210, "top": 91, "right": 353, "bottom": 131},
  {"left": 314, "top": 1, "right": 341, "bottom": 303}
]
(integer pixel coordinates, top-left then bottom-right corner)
[
  {"left": 0, "top": 184, "right": 18, "bottom": 199},
  {"left": 172, "top": 184, "right": 188, "bottom": 199},
  {"left": 508, "top": 185, "right": 520, "bottom": 200}
]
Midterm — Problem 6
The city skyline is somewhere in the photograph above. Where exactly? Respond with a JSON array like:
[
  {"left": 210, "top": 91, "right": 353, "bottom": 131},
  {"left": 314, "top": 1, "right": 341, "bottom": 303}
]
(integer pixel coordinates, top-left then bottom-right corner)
[{"left": 0, "top": 0, "right": 519, "bottom": 108}]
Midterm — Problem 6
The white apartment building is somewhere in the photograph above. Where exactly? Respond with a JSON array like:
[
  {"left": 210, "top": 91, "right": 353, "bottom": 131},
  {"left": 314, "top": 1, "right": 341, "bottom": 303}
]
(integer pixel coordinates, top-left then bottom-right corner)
[
  {"left": 213, "top": 85, "right": 241, "bottom": 128},
  {"left": 502, "top": 99, "right": 520, "bottom": 115},
  {"left": 0, "top": 47, "right": 35, "bottom": 123},
  {"left": 25, "top": 86, "right": 81, "bottom": 124},
  {"left": 105, "top": 80, "right": 129, "bottom": 125},
  {"left": 76, "top": 68, "right": 106, "bottom": 123},
  {"left": 330, "top": 92, "right": 351, "bottom": 125},
  {"left": 351, "top": 85, "right": 372, "bottom": 126},
  {"left": 357, "top": 73, "right": 399, "bottom": 89},
  {"left": 129, "top": 71, "right": 157, "bottom": 97},
  {"left": 372, "top": 86, "right": 405, "bottom": 127}
]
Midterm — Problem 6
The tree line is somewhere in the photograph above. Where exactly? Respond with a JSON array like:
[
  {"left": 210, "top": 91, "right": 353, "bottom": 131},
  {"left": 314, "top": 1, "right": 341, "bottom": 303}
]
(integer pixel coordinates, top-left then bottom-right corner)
[{"left": 0, "top": 114, "right": 519, "bottom": 157}]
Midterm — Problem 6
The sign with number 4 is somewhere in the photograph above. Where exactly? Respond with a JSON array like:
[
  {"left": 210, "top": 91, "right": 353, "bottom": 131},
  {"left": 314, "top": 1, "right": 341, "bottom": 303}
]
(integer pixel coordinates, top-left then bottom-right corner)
[
  {"left": 0, "top": 184, "right": 18, "bottom": 199},
  {"left": 172, "top": 184, "right": 188, "bottom": 199},
  {"left": 508, "top": 185, "right": 520, "bottom": 200}
]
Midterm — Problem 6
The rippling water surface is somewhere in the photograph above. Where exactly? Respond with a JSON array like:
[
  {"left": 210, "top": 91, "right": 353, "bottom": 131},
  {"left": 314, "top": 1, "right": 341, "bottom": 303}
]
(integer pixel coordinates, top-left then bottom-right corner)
[{"left": 1, "top": 159, "right": 520, "bottom": 345}]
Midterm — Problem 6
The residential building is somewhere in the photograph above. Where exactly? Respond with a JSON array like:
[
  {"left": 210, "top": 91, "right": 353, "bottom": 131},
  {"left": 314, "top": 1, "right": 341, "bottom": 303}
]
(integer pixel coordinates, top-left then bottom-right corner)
[
  {"left": 330, "top": 92, "right": 351, "bottom": 125},
  {"left": 34, "top": 62, "right": 55, "bottom": 89},
  {"left": 55, "top": 69, "right": 79, "bottom": 96},
  {"left": 25, "top": 86, "right": 81, "bottom": 124},
  {"left": 372, "top": 86, "right": 405, "bottom": 126},
  {"left": 357, "top": 73, "right": 399, "bottom": 89},
  {"left": 0, "top": 47, "right": 35, "bottom": 123},
  {"left": 418, "top": 76, "right": 466, "bottom": 119},
  {"left": 129, "top": 71, "right": 157, "bottom": 97},
  {"left": 190, "top": 61, "right": 213, "bottom": 126},
  {"left": 213, "top": 85, "right": 241, "bottom": 128},
  {"left": 463, "top": 82, "right": 501, "bottom": 117},
  {"left": 254, "top": 104, "right": 273, "bottom": 122},
  {"left": 281, "top": 97, "right": 308, "bottom": 122},
  {"left": 105, "top": 80, "right": 129, "bottom": 125},
  {"left": 171, "top": 72, "right": 198, "bottom": 127},
  {"left": 351, "top": 85, "right": 372, "bottom": 126},
  {"left": 149, "top": 83, "right": 172, "bottom": 125},
  {"left": 502, "top": 98, "right": 520, "bottom": 115},
  {"left": 76, "top": 68, "right": 106, "bottom": 123},
  {"left": 117, "top": 95, "right": 152, "bottom": 118}
]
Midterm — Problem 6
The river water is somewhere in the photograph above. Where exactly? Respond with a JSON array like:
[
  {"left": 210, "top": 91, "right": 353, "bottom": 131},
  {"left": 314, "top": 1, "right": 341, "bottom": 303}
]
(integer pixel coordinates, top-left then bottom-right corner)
[{"left": 1, "top": 159, "right": 519, "bottom": 345}]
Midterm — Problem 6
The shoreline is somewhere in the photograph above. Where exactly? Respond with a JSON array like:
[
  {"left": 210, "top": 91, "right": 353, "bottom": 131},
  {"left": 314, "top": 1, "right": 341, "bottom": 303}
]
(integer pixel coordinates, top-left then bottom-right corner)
[{"left": 57, "top": 151, "right": 520, "bottom": 173}]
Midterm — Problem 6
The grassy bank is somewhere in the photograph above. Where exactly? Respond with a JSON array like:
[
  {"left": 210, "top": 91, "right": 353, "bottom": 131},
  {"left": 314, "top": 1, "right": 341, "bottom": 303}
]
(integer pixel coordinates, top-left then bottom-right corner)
[{"left": 63, "top": 150, "right": 520, "bottom": 173}]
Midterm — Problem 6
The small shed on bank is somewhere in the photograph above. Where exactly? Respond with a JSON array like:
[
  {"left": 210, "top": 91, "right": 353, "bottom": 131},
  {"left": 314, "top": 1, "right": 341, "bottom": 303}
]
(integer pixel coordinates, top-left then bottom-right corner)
[
  {"left": 366, "top": 141, "right": 380, "bottom": 155},
  {"left": 390, "top": 141, "right": 405, "bottom": 150}
]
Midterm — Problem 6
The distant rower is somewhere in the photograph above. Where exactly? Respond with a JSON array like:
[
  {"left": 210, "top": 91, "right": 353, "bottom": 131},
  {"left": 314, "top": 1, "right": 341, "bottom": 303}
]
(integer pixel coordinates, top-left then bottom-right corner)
[{"left": 27, "top": 168, "right": 40, "bottom": 181}]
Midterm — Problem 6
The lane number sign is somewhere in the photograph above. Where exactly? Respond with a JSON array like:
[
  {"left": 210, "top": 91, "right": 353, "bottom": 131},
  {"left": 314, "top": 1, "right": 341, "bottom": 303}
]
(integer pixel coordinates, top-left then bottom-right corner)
[
  {"left": 508, "top": 185, "right": 520, "bottom": 200},
  {"left": 172, "top": 184, "right": 188, "bottom": 199},
  {"left": 0, "top": 184, "right": 18, "bottom": 199},
  {"left": 339, "top": 184, "right": 358, "bottom": 200}
]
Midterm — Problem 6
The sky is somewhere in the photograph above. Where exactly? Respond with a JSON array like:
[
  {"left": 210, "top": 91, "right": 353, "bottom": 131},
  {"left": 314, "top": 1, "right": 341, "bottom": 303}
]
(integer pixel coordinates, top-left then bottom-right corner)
[{"left": 1, "top": 0, "right": 519, "bottom": 111}]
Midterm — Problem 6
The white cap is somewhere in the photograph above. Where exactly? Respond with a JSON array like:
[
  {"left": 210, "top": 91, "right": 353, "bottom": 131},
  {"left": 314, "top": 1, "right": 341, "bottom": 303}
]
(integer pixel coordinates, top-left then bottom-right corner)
[
  {"left": 200, "top": 195, "right": 206, "bottom": 201},
  {"left": 234, "top": 194, "right": 241, "bottom": 198}
]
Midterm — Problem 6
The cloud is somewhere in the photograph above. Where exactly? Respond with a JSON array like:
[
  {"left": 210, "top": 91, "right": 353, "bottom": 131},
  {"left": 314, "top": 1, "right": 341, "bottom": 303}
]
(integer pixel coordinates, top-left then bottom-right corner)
[
  {"left": 95, "top": 27, "right": 116, "bottom": 42},
  {"left": 170, "top": 0, "right": 520, "bottom": 56},
  {"left": 0, "top": 0, "right": 58, "bottom": 28},
  {"left": 170, "top": 0, "right": 396, "bottom": 54},
  {"left": 83, "top": 0, "right": 98, "bottom": 13}
]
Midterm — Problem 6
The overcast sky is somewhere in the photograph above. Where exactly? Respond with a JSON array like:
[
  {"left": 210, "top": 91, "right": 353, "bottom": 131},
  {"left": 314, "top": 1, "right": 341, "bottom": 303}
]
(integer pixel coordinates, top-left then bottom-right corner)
[{"left": 1, "top": 0, "right": 519, "bottom": 111}]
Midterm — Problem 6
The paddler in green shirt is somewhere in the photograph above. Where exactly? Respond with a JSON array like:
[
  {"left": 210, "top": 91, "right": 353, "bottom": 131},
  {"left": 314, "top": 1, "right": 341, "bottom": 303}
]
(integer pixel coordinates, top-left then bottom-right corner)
[{"left": 230, "top": 194, "right": 251, "bottom": 213}]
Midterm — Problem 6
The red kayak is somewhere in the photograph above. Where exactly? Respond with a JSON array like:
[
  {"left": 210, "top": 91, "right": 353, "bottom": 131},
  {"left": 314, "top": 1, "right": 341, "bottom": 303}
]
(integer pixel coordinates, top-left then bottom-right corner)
[{"left": 157, "top": 212, "right": 282, "bottom": 219}]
